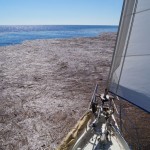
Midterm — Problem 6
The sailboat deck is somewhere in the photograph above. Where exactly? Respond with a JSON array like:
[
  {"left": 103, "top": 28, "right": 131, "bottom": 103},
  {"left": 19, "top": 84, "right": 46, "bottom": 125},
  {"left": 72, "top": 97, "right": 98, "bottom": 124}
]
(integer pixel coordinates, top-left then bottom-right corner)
[{"left": 83, "top": 134, "right": 125, "bottom": 150}]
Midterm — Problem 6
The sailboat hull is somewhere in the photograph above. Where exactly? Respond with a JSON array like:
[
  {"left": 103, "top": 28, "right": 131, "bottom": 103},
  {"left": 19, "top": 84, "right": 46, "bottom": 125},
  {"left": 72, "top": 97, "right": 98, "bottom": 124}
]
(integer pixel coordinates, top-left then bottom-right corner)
[{"left": 57, "top": 111, "right": 130, "bottom": 150}]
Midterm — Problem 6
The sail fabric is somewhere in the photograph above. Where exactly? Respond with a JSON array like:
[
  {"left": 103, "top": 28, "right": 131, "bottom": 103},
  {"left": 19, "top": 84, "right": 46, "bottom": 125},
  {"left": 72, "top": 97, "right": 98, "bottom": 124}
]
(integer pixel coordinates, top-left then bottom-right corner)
[{"left": 108, "top": 0, "right": 150, "bottom": 112}]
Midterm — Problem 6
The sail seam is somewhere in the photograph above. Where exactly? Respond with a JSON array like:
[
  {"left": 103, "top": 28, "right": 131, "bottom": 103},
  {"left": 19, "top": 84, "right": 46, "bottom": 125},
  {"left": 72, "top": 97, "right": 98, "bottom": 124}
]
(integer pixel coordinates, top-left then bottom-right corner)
[
  {"left": 123, "top": 8, "right": 150, "bottom": 17},
  {"left": 115, "top": 0, "right": 138, "bottom": 94},
  {"left": 134, "top": 8, "right": 150, "bottom": 14},
  {"left": 126, "top": 54, "right": 150, "bottom": 57}
]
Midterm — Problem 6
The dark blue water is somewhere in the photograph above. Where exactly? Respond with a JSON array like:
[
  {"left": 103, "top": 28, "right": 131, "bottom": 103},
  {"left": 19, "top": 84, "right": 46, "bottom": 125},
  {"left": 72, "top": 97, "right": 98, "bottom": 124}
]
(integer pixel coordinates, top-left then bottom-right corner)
[{"left": 0, "top": 25, "right": 118, "bottom": 46}]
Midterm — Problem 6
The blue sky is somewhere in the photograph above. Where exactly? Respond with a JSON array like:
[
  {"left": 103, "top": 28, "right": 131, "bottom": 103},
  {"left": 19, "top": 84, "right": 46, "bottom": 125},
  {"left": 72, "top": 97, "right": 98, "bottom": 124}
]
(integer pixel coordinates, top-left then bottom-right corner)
[{"left": 0, "top": 0, "right": 123, "bottom": 25}]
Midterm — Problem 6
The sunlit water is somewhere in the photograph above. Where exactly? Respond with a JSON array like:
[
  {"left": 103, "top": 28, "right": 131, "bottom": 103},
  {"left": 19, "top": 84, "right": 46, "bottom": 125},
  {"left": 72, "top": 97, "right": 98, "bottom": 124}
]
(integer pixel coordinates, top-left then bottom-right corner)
[{"left": 0, "top": 25, "right": 118, "bottom": 46}]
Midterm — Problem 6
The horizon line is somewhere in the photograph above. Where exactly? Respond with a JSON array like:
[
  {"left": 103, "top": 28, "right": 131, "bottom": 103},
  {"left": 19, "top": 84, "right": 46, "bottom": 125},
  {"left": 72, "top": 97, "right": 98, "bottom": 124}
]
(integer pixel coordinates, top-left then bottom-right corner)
[{"left": 0, "top": 24, "right": 118, "bottom": 26}]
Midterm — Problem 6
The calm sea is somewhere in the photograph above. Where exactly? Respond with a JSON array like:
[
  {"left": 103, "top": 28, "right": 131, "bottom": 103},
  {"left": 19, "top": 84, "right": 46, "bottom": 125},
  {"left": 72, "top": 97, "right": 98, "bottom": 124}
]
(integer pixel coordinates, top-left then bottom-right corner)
[{"left": 0, "top": 25, "right": 118, "bottom": 46}]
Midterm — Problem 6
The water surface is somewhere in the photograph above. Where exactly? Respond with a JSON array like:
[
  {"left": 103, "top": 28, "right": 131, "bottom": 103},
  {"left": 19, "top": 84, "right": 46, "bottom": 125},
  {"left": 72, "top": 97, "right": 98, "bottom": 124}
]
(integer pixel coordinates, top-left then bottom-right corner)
[{"left": 0, "top": 25, "right": 118, "bottom": 46}]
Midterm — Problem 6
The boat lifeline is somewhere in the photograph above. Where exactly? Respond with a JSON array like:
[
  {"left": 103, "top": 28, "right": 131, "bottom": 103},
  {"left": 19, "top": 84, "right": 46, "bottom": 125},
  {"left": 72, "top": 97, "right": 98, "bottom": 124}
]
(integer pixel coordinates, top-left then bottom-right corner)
[{"left": 57, "top": 0, "right": 150, "bottom": 149}]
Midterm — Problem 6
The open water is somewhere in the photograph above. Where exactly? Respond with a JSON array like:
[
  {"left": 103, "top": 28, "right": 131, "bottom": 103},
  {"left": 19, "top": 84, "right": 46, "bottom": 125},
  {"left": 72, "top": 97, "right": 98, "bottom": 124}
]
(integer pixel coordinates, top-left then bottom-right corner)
[{"left": 0, "top": 25, "right": 117, "bottom": 46}]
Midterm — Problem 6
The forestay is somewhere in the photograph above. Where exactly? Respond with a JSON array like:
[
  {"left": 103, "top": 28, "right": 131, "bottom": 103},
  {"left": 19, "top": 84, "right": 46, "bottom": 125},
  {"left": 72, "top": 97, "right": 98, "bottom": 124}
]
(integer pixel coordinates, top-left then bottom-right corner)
[{"left": 108, "top": 0, "right": 150, "bottom": 113}]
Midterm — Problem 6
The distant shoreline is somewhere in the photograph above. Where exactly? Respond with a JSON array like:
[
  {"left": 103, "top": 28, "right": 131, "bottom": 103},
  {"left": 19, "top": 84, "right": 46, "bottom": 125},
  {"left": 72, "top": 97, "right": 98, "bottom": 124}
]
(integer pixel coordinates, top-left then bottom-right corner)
[
  {"left": 0, "top": 25, "right": 118, "bottom": 46},
  {"left": 0, "top": 25, "right": 118, "bottom": 26},
  {"left": 0, "top": 31, "right": 117, "bottom": 47}
]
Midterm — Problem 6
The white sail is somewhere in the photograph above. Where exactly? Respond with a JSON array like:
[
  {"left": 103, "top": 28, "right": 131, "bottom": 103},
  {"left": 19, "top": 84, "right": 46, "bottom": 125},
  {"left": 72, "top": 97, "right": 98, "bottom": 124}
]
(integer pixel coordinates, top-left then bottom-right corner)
[{"left": 108, "top": 0, "right": 150, "bottom": 112}]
